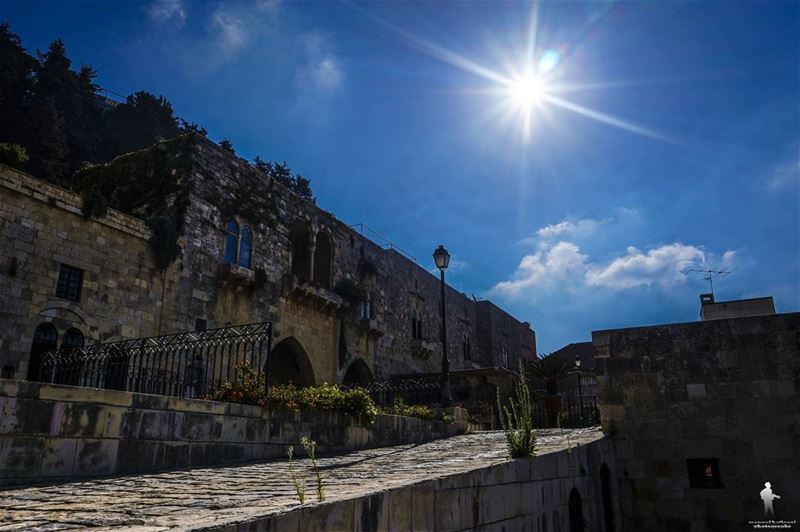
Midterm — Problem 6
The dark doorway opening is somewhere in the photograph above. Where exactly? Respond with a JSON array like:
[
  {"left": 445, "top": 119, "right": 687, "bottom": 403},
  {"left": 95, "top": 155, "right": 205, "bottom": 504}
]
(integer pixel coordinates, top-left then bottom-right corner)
[
  {"left": 267, "top": 337, "right": 315, "bottom": 387},
  {"left": 342, "top": 358, "right": 373, "bottom": 386},
  {"left": 569, "top": 488, "right": 585, "bottom": 532},
  {"left": 27, "top": 323, "right": 58, "bottom": 381}
]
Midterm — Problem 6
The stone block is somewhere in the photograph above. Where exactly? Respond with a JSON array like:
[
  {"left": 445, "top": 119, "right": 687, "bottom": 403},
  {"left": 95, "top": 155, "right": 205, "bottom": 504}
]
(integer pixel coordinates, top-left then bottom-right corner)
[
  {"left": 41, "top": 437, "right": 77, "bottom": 477},
  {"left": 686, "top": 384, "right": 706, "bottom": 399},
  {"left": 387, "top": 486, "right": 413, "bottom": 532},
  {"left": 117, "top": 439, "right": 163, "bottom": 473},
  {"left": 410, "top": 482, "right": 435, "bottom": 531},
  {"left": 59, "top": 402, "right": 107, "bottom": 438},
  {"left": 39, "top": 384, "right": 133, "bottom": 407},
  {"left": 0, "top": 436, "right": 45, "bottom": 476},
  {"left": 477, "top": 484, "right": 506, "bottom": 525},
  {"left": 681, "top": 437, "right": 722, "bottom": 458},
  {"left": 503, "top": 482, "right": 524, "bottom": 519},
  {"left": 355, "top": 491, "right": 389, "bottom": 532},
  {"left": 74, "top": 438, "right": 118, "bottom": 476},
  {"left": 754, "top": 435, "right": 795, "bottom": 458},
  {"left": 1, "top": 397, "right": 55, "bottom": 435}
]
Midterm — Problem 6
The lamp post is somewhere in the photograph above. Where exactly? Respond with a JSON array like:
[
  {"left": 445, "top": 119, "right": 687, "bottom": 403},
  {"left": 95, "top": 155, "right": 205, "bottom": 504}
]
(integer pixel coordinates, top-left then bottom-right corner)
[
  {"left": 433, "top": 245, "right": 452, "bottom": 407},
  {"left": 574, "top": 355, "right": 583, "bottom": 421}
]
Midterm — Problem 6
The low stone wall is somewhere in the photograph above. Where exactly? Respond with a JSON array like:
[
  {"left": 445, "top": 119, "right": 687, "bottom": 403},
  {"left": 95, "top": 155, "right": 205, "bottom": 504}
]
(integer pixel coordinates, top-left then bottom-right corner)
[
  {"left": 202, "top": 433, "right": 618, "bottom": 531},
  {"left": 0, "top": 379, "right": 466, "bottom": 487}
]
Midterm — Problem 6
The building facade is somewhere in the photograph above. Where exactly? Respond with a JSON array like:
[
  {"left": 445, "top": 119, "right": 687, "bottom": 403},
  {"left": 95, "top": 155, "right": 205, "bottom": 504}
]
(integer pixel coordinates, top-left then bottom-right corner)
[{"left": 0, "top": 134, "right": 536, "bottom": 387}]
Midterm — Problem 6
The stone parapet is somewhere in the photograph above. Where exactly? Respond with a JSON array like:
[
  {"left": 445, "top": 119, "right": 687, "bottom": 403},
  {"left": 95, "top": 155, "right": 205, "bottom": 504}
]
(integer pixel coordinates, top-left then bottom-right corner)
[{"left": 0, "top": 379, "right": 467, "bottom": 487}]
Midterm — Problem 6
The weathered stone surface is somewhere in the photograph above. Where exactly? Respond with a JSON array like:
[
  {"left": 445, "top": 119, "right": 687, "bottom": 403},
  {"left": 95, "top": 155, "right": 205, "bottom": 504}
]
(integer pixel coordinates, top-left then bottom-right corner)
[
  {"left": 594, "top": 312, "right": 800, "bottom": 530},
  {"left": 0, "top": 428, "right": 610, "bottom": 531},
  {"left": 0, "top": 380, "right": 467, "bottom": 485}
]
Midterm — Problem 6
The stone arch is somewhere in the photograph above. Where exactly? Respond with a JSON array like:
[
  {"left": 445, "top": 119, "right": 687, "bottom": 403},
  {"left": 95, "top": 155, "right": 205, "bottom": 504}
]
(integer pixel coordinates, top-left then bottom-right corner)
[
  {"left": 568, "top": 487, "right": 585, "bottom": 532},
  {"left": 27, "top": 322, "right": 58, "bottom": 381},
  {"left": 600, "top": 463, "right": 615, "bottom": 531},
  {"left": 342, "top": 358, "right": 374, "bottom": 386},
  {"left": 290, "top": 219, "right": 312, "bottom": 282},
  {"left": 267, "top": 336, "right": 316, "bottom": 387},
  {"left": 313, "top": 231, "right": 333, "bottom": 289}
]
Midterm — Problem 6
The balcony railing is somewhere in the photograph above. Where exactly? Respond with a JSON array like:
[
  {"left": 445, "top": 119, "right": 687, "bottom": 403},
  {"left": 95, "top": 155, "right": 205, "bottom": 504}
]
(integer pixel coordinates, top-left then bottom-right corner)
[{"left": 36, "top": 322, "right": 273, "bottom": 399}]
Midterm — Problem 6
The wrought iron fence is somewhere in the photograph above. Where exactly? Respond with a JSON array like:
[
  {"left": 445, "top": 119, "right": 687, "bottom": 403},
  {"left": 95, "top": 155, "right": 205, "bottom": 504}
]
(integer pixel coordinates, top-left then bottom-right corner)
[
  {"left": 37, "top": 322, "right": 273, "bottom": 399},
  {"left": 342, "top": 376, "right": 442, "bottom": 408}
]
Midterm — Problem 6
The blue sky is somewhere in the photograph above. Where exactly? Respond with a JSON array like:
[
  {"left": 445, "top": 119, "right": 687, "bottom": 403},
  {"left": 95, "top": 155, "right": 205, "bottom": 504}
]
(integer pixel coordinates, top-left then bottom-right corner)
[{"left": 4, "top": 1, "right": 799, "bottom": 353}]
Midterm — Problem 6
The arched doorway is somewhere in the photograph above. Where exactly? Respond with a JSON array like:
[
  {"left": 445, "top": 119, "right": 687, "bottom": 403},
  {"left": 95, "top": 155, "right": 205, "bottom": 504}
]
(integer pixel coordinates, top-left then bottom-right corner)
[
  {"left": 291, "top": 220, "right": 312, "bottom": 282},
  {"left": 601, "top": 463, "right": 615, "bottom": 531},
  {"left": 568, "top": 488, "right": 585, "bottom": 532},
  {"left": 313, "top": 232, "right": 332, "bottom": 289},
  {"left": 27, "top": 323, "right": 58, "bottom": 381},
  {"left": 342, "top": 358, "right": 374, "bottom": 386},
  {"left": 267, "top": 337, "right": 315, "bottom": 387}
]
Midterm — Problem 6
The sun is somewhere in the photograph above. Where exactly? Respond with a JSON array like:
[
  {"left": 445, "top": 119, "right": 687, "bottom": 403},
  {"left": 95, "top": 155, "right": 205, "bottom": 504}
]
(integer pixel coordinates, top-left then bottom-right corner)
[{"left": 509, "top": 73, "right": 547, "bottom": 110}]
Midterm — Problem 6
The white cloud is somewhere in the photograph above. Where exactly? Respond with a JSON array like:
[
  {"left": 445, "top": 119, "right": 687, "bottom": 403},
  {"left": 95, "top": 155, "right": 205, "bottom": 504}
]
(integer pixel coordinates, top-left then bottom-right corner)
[
  {"left": 585, "top": 243, "right": 705, "bottom": 289},
  {"left": 149, "top": 0, "right": 186, "bottom": 27},
  {"left": 535, "top": 218, "right": 605, "bottom": 241},
  {"left": 295, "top": 32, "right": 345, "bottom": 91},
  {"left": 255, "top": 0, "right": 281, "bottom": 13},
  {"left": 210, "top": 7, "right": 247, "bottom": 53},
  {"left": 490, "top": 242, "right": 590, "bottom": 298}
]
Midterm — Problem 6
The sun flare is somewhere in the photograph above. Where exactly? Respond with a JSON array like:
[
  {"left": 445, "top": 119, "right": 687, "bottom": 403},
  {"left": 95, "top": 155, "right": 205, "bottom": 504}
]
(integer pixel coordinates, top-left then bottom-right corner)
[{"left": 509, "top": 74, "right": 547, "bottom": 110}]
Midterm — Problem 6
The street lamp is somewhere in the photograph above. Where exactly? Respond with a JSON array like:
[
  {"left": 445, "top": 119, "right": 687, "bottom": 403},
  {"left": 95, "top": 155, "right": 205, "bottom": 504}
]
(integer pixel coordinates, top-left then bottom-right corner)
[
  {"left": 433, "top": 245, "right": 452, "bottom": 407},
  {"left": 574, "top": 355, "right": 583, "bottom": 420}
]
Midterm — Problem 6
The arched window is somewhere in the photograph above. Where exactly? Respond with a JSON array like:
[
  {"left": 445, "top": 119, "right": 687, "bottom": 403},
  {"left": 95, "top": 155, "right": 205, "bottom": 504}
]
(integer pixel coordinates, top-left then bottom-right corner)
[
  {"left": 239, "top": 226, "right": 252, "bottom": 268},
  {"left": 360, "top": 292, "right": 374, "bottom": 320},
  {"left": 313, "top": 232, "right": 332, "bottom": 288},
  {"left": 61, "top": 328, "right": 84, "bottom": 351},
  {"left": 291, "top": 220, "right": 312, "bottom": 282},
  {"left": 224, "top": 220, "right": 239, "bottom": 264},
  {"left": 411, "top": 309, "right": 419, "bottom": 339},
  {"left": 27, "top": 323, "right": 58, "bottom": 381},
  {"left": 463, "top": 333, "right": 471, "bottom": 360},
  {"left": 222, "top": 220, "right": 254, "bottom": 268}
]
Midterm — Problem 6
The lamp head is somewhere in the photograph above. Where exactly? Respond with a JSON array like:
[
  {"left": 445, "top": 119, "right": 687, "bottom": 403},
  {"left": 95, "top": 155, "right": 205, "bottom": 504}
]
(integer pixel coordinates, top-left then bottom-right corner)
[{"left": 433, "top": 245, "right": 450, "bottom": 271}]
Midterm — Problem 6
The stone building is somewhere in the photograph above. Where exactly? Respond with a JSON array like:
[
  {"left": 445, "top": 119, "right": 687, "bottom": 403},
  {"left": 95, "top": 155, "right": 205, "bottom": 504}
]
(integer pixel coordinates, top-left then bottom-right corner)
[
  {"left": 0, "top": 134, "right": 536, "bottom": 387},
  {"left": 593, "top": 312, "right": 799, "bottom": 529}
]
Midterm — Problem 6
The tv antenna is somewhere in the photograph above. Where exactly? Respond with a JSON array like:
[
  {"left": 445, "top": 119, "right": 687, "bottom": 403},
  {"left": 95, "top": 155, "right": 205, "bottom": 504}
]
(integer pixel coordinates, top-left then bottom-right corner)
[{"left": 688, "top": 267, "right": 735, "bottom": 297}]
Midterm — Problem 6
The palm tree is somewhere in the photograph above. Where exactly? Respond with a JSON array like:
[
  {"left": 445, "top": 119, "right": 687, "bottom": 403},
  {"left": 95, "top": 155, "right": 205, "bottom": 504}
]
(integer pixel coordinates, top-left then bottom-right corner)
[{"left": 527, "top": 353, "right": 576, "bottom": 395}]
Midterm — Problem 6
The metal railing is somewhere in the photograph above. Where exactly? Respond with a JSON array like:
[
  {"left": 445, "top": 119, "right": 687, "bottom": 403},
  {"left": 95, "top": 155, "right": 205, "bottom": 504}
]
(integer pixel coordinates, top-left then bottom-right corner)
[
  {"left": 37, "top": 322, "right": 273, "bottom": 399},
  {"left": 343, "top": 376, "right": 442, "bottom": 408}
]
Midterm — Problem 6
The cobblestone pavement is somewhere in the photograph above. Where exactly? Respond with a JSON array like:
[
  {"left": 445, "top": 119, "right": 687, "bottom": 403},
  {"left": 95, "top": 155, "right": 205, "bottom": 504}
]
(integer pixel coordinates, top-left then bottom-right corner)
[{"left": 0, "top": 428, "right": 603, "bottom": 531}]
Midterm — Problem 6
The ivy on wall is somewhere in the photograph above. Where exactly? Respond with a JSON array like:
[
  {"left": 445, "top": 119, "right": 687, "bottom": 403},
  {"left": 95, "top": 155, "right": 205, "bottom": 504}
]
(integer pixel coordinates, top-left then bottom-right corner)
[{"left": 71, "top": 135, "right": 194, "bottom": 233}]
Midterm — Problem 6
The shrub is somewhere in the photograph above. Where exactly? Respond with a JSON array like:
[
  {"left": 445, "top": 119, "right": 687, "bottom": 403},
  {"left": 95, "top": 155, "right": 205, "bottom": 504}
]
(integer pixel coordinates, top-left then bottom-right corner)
[
  {"left": 211, "top": 364, "right": 378, "bottom": 421},
  {"left": 0, "top": 142, "right": 29, "bottom": 170},
  {"left": 210, "top": 361, "right": 266, "bottom": 407},
  {"left": 384, "top": 398, "right": 437, "bottom": 420},
  {"left": 497, "top": 360, "right": 537, "bottom": 458}
]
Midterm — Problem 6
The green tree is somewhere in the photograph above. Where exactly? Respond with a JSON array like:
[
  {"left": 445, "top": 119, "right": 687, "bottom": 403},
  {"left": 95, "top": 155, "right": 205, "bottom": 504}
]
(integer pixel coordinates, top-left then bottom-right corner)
[
  {"left": 527, "top": 353, "right": 576, "bottom": 395},
  {"left": 0, "top": 23, "right": 36, "bottom": 144},
  {"left": 33, "top": 39, "right": 104, "bottom": 176},
  {"left": 103, "top": 91, "right": 182, "bottom": 157},
  {"left": 219, "top": 138, "right": 235, "bottom": 153}
]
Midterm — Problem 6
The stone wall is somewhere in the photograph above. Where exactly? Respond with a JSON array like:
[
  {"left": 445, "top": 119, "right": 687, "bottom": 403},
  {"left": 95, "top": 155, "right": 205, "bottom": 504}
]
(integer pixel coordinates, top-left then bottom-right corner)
[
  {"left": 0, "top": 378, "right": 466, "bottom": 487},
  {"left": 202, "top": 433, "right": 619, "bottom": 532},
  {"left": 594, "top": 312, "right": 800, "bottom": 530},
  {"left": 0, "top": 134, "right": 536, "bottom": 389},
  {"left": 0, "top": 164, "right": 180, "bottom": 380}
]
